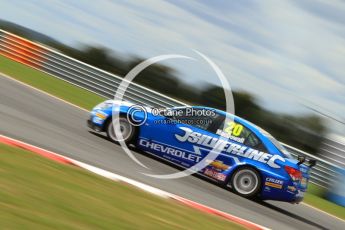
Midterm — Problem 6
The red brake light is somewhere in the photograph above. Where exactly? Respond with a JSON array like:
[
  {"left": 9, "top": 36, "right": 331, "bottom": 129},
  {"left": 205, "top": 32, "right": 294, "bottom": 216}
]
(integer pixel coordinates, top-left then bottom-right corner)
[{"left": 285, "top": 166, "right": 302, "bottom": 181}]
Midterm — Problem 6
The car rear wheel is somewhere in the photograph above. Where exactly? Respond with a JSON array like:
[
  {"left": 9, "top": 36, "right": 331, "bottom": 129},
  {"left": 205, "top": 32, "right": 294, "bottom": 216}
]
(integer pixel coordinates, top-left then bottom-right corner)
[
  {"left": 230, "top": 167, "right": 261, "bottom": 198},
  {"left": 106, "top": 117, "right": 136, "bottom": 144}
]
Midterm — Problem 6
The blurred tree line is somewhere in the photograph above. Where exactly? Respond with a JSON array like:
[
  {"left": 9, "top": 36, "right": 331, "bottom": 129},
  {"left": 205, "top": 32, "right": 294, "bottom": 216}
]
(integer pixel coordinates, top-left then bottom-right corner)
[{"left": 0, "top": 20, "right": 325, "bottom": 154}]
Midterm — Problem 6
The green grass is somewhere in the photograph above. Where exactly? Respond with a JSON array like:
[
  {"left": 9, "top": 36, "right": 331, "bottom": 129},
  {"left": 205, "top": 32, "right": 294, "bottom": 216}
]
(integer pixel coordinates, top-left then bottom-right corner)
[
  {"left": 0, "top": 143, "right": 244, "bottom": 229},
  {"left": 0, "top": 55, "right": 105, "bottom": 110},
  {"left": 304, "top": 184, "right": 345, "bottom": 220},
  {"left": 1, "top": 55, "right": 344, "bottom": 221}
]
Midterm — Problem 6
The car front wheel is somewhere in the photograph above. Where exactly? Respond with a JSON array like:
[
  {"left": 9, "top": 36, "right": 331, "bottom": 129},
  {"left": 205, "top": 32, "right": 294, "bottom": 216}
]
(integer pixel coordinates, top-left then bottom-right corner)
[{"left": 106, "top": 117, "right": 137, "bottom": 144}]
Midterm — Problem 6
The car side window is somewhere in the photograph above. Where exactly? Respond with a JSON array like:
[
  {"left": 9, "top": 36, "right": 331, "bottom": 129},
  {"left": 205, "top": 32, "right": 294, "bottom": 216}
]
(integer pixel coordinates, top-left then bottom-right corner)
[
  {"left": 244, "top": 133, "right": 267, "bottom": 152},
  {"left": 215, "top": 116, "right": 267, "bottom": 152},
  {"left": 244, "top": 133, "right": 260, "bottom": 147}
]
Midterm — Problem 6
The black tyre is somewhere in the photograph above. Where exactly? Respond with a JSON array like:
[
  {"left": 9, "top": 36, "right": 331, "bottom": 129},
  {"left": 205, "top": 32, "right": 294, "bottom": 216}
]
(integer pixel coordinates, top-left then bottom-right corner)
[
  {"left": 106, "top": 116, "right": 137, "bottom": 144},
  {"left": 230, "top": 167, "right": 261, "bottom": 198}
]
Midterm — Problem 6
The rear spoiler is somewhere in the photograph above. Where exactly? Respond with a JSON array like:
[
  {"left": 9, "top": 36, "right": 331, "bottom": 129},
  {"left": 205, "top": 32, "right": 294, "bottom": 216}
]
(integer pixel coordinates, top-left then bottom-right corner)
[{"left": 297, "top": 156, "right": 316, "bottom": 168}]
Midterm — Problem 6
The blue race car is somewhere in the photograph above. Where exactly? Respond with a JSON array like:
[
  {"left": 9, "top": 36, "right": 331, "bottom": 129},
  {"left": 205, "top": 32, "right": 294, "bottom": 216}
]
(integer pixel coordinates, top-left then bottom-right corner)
[{"left": 87, "top": 100, "right": 315, "bottom": 203}]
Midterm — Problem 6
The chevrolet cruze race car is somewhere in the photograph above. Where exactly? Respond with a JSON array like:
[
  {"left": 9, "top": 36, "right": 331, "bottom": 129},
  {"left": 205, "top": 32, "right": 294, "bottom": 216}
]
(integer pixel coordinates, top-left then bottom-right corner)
[{"left": 87, "top": 100, "right": 315, "bottom": 203}]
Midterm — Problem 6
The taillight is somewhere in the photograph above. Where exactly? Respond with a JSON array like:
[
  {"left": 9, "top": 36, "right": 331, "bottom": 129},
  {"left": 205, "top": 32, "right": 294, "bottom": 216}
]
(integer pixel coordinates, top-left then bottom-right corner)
[{"left": 285, "top": 166, "right": 302, "bottom": 181}]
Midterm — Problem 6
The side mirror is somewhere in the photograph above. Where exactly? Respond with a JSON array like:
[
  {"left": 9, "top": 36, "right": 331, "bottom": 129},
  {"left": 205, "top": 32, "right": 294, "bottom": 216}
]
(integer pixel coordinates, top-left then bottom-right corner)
[{"left": 297, "top": 156, "right": 306, "bottom": 165}]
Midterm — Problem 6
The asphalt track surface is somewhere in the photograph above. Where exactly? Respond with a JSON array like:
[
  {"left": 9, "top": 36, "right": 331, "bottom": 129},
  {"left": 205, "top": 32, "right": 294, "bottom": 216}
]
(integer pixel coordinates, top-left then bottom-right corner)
[{"left": 1, "top": 75, "right": 344, "bottom": 230}]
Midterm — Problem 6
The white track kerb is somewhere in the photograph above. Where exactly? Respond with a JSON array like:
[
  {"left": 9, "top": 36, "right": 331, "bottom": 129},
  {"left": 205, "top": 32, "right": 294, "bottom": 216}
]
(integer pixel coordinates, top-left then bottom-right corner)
[
  {"left": 113, "top": 51, "right": 235, "bottom": 179},
  {"left": 0, "top": 134, "right": 270, "bottom": 230}
]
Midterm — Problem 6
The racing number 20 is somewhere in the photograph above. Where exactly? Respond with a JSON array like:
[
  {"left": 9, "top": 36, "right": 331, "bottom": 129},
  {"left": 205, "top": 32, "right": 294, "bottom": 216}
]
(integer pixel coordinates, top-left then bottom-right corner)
[{"left": 224, "top": 122, "right": 243, "bottom": 137}]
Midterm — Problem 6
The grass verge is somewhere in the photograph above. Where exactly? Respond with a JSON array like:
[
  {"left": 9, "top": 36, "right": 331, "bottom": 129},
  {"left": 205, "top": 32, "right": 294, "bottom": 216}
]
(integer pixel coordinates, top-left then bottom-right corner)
[
  {"left": 0, "top": 143, "right": 244, "bottom": 229},
  {"left": 304, "top": 184, "right": 345, "bottom": 220},
  {"left": 0, "top": 55, "right": 105, "bottom": 110},
  {"left": 1, "top": 55, "right": 344, "bottom": 221}
]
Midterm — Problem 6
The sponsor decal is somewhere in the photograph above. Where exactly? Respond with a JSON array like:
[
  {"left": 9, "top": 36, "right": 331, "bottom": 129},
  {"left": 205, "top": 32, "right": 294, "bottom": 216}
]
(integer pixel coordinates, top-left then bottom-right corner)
[
  {"left": 215, "top": 121, "right": 246, "bottom": 144},
  {"left": 204, "top": 168, "right": 227, "bottom": 181},
  {"left": 265, "top": 182, "right": 283, "bottom": 189},
  {"left": 301, "top": 177, "right": 308, "bottom": 186},
  {"left": 216, "top": 129, "right": 245, "bottom": 144},
  {"left": 287, "top": 185, "right": 297, "bottom": 192},
  {"left": 208, "top": 160, "right": 230, "bottom": 171},
  {"left": 175, "top": 127, "right": 286, "bottom": 168},
  {"left": 139, "top": 139, "right": 202, "bottom": 163},
  {"left": 95, "top": 112, "right": 107, "bottom": 120},
  {"left": 266, "top": 178, "right": 283, "bottom": 184},
  {"left": 265, "top": 178, "right": 283, "bottom": 189}
]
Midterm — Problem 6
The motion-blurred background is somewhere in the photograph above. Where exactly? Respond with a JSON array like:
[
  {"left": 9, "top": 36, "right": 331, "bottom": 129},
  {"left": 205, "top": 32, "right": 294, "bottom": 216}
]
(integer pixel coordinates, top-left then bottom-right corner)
[{"left": 1, "top": 0, "right": 344, "bottom": 205}]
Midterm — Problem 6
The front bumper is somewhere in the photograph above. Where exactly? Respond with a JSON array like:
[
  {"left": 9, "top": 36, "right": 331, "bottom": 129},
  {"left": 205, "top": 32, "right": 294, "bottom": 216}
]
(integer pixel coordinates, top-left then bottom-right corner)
[{"left": 87, "top": 119, "right": 103, "bottom": 132}]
